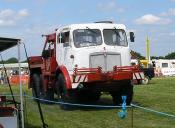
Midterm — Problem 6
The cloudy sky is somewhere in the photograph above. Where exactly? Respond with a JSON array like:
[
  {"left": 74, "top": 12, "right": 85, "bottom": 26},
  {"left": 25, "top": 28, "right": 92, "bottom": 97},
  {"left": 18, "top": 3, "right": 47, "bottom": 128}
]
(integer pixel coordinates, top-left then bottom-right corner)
[{"left": 0, "top": 0, "right": 175, "bottom": 59}]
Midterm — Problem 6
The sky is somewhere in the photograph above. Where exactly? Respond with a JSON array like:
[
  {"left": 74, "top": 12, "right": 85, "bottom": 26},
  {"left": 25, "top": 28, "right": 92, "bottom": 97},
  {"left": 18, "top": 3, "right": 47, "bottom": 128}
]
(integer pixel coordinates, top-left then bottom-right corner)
[{"left": 0, "top": 0, "right": 175, "bottom": 60}]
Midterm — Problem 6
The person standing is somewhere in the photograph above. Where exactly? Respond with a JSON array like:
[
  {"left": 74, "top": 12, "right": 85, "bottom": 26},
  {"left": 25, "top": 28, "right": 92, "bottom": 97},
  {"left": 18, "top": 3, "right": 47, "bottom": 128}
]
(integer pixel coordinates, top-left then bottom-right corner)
[{"left": 0, "top": 69, "right": 4, "bottom": 85}]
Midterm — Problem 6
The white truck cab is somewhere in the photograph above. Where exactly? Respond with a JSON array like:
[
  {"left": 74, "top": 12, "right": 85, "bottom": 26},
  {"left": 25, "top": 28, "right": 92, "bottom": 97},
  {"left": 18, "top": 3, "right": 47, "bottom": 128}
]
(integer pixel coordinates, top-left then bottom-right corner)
[{"left": 56, "top": 22, "right": 132, "bottom": 74}]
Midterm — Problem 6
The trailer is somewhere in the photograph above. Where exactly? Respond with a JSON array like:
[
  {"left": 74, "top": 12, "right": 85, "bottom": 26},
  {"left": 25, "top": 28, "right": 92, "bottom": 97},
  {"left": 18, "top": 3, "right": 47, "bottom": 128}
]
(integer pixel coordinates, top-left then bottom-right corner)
[{"left": 153, "top": 59, "right": 175, "bottom": 76}]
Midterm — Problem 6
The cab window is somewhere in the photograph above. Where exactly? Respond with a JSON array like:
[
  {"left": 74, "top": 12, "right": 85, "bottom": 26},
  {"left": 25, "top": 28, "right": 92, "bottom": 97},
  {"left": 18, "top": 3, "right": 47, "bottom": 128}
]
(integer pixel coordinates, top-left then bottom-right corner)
[
  {"left": 73, "top": 29, "right": 102, "bottom": 48},
  {"left": 103, "top": 29, "right": 128, "bottom": 46},
  {"left": 57, "top": 31, "right": 70, "bottom": 46}
]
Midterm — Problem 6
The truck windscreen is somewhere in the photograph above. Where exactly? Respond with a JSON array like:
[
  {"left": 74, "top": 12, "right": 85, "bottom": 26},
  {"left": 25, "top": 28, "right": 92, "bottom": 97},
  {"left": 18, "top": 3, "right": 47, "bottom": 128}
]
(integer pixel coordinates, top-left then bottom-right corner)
[
  {"left": 103, "top": 29, "right": 128, "bottom": 47},
  {"left": 73, "top": 29, "right": 102, "bottom": 48}
]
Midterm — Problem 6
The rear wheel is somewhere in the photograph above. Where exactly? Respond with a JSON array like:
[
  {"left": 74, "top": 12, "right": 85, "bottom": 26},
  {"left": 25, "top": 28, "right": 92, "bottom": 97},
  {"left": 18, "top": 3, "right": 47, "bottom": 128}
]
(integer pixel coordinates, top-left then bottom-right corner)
[
  {"left": 32, "top": 74, "right": 54, "bottom": 102},
  {"left": 32, "top": 73, "right": 44, "bottom": 99}
]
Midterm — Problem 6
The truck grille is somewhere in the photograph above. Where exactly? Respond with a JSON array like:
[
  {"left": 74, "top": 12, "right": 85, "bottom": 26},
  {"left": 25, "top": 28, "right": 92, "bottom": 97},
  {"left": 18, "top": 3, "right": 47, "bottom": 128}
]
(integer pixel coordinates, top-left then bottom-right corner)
[{"left": 90, "top": 52, "right": 121, "bottom": 71}]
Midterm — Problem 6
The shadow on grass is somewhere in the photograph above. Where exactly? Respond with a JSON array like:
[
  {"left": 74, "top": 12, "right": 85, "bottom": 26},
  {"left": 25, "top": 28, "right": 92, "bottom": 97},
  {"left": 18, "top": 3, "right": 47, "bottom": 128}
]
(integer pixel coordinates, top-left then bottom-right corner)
[
  {"left": 132, "top": 101, "right": 142, "bottom": 106},
  {"left": 56, "top": 97, "right": 119, "bottom": 111},
  {"left": 30, "top": 95, "right": 135, "bottom": 111}
]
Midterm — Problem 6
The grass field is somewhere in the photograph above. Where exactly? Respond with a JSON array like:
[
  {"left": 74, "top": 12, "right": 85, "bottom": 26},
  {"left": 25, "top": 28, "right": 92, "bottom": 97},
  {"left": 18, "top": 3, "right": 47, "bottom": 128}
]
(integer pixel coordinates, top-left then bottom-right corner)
[{"left": 0, "top": 77, "right": 175, "bottom": 128}]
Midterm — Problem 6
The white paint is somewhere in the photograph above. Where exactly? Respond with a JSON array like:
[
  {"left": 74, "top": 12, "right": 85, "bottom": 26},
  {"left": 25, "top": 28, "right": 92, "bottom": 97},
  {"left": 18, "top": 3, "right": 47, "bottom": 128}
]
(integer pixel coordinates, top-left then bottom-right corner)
[
  {"left": 133, "top": 72, "right": 144, "bottom": 79},
  {"left": 72, "top": 83, "right": 79, "bottom": 89},
  {"left": 56, "top": 22, "right": 132, "bottom": 88},
  {"left": 161, "top": 68, "right": 175, "bottom": 76}
]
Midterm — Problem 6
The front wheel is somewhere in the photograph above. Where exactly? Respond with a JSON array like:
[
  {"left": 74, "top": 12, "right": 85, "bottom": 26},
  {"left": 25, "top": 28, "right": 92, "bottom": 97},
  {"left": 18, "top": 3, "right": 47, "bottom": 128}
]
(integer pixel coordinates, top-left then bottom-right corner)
[
  {"left": 56, "top": 74, "right": 76, "bottom": 109},
  {"left": 56, "top": 74, "right": 68, "bottom": 100},
  {"left": 111, "top": 81, "right": 133, "bottom": 105}
]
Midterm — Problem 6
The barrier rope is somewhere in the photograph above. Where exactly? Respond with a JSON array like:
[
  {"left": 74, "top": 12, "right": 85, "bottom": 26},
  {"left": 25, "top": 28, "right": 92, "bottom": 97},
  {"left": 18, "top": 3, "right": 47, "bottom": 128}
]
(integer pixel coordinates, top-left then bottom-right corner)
[
  {"left": 1, "top": 93, "right": 124, "bottom": 128},
  {"left": 25, "top": 94, "right": 130, "bottom": 108},
  {"left": 131, "top": 104, "right": 175, "bottom": 119},
  {"left": 1, "top": 93, "right": 175, "bottom": 119}
]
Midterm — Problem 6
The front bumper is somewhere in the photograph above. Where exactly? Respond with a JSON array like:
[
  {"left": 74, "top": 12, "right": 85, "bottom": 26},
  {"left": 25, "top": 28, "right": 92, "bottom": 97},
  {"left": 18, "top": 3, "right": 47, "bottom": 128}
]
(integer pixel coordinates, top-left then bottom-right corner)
[{"left": 73, "top": 65, "right": 142, "bottom": 83}]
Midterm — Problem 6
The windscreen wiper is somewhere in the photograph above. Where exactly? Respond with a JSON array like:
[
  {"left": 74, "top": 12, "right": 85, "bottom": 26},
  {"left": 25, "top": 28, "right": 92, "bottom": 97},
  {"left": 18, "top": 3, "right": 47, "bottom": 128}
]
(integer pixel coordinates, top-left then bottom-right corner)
[
  {"left": 113, "top": 27, "right": 120, "bottom": 36},
  {"left": 86, "top": 27, "right": 97, "bottom": 34}
]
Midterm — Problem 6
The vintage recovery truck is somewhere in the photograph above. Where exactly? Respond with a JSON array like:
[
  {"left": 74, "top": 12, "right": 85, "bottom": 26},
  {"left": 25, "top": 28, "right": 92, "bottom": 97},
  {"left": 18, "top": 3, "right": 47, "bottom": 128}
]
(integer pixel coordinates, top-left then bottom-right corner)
[{"left": 29, "top": 21, "right": 143, "bottom": 105}]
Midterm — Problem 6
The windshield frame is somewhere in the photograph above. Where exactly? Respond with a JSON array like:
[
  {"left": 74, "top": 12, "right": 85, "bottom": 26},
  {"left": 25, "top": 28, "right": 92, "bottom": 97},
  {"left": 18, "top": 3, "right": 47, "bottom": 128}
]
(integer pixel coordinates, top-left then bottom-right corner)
[
  {"left": 73, "top": 29, "right": 102, "bottom": 48},
  {"left": 103, "top": 29, "right": 128, "bottom": 47}
]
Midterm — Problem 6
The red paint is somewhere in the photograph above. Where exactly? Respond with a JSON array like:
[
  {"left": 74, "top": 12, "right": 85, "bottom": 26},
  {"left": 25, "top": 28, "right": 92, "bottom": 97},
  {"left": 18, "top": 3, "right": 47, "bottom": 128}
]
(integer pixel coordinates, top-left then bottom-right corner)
[
  {"left": 73, "top": 66, "right": 142, "bottom": 83},
  {"left": 59, "top": 65, "right": 72, "bottom": 89}
]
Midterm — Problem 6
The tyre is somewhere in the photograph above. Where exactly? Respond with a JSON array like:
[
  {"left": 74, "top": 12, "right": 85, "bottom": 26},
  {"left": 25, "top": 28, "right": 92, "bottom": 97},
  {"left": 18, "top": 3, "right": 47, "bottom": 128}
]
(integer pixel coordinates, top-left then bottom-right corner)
[
  {"left": 124, "top": 83, "right": 133, "bottom": 105},
  {"left": 32, "top": 74, "right": 54, "bottom": 104},
  {"left": 56, "top": 74, "right": 75, "bottom": 109},
  {"left": 45, "top": 88, "right": 54, "bottom": 101},
  {"left": 142, "top": 76, "right": 150, "bottom": 85},
  {"left": 32, "top": 73, "right": 43, "bottom": 99},
  {"left": 111, "top": 81, "right": 133, "bottom": 105},
  {"left": 56, "top": 74, "right": 68, "bottom": 100},
  {"left": 111, "top": 92, "right": 122, "bottom": 105}
]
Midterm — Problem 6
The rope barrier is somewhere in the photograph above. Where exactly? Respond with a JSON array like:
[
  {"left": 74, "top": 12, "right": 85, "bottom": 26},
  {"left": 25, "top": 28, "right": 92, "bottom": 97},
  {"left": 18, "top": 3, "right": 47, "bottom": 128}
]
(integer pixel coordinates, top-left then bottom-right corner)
[
  {"left": 1, "top": 93, "right": 175, "bottom": 119},
  {"left": 25, "top": 94, "right": 129, "bottom": 108},
  {"left": 131, "top": 104, "right": 175, "bottom": 119}
]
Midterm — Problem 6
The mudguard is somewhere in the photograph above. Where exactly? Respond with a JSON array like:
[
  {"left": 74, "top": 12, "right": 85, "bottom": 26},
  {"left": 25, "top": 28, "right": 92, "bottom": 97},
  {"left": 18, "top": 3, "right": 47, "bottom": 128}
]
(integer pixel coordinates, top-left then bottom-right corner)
[{"left": 57, "top": 65, "right": 72, "bottom": 89}]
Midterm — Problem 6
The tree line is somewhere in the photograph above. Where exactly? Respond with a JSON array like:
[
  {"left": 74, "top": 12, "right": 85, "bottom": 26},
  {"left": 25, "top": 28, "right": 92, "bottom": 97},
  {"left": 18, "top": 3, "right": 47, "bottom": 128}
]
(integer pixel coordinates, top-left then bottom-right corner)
[
  {"left": 131, "top": 50, "right": 175, "bottom": 60},
  {"left": 0, "top": 57, "right": 27, "bottom": 64}
]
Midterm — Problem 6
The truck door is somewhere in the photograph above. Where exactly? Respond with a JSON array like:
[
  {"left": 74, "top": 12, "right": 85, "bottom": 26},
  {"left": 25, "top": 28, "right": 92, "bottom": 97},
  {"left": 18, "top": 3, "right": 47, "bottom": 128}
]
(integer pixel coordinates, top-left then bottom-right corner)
[
  {"left": 42, "top": 39, "right": 57, "bottom": 73},
  {"left": 57, "top": 31, "right": 73, "bottom": 72}
]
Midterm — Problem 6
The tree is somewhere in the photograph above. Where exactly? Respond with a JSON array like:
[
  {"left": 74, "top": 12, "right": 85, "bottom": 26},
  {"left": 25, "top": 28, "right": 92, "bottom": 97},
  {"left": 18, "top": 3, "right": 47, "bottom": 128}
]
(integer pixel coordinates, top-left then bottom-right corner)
[
  {"left": 0, "top": 57, "right": 18, "bottom": 64},
  {"left": 165, "top": 52, "right": 175, "bottom": 59},
  {"left": 130, "top": 50, "right": 145, "bottom": 59},
  {"left": 6, "top": 57, "right": 18, "bottom": 63},
  {"left": 151, "top": 56, "right": 164, "bottom": 59}
]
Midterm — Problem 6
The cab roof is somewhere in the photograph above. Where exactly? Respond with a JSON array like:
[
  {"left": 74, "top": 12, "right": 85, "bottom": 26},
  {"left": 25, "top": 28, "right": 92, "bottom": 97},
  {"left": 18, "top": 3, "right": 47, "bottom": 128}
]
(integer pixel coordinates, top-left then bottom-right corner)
[{"left": 57, "top": 22, "right": 126, "bottom": 32}]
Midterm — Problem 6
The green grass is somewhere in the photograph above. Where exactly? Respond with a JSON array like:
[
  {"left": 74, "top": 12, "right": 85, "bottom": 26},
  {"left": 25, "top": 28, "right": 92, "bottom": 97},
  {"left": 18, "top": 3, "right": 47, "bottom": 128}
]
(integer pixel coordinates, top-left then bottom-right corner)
[{"left": 0, "top": 77, "right": 175, "bottom": 128}]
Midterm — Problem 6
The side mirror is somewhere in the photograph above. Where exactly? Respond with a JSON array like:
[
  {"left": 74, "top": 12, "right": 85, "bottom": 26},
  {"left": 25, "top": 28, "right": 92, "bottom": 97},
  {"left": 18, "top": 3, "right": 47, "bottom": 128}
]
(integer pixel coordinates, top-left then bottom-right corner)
[{"left": 130, "top": 32, "right": 135, "bottom": 42}]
